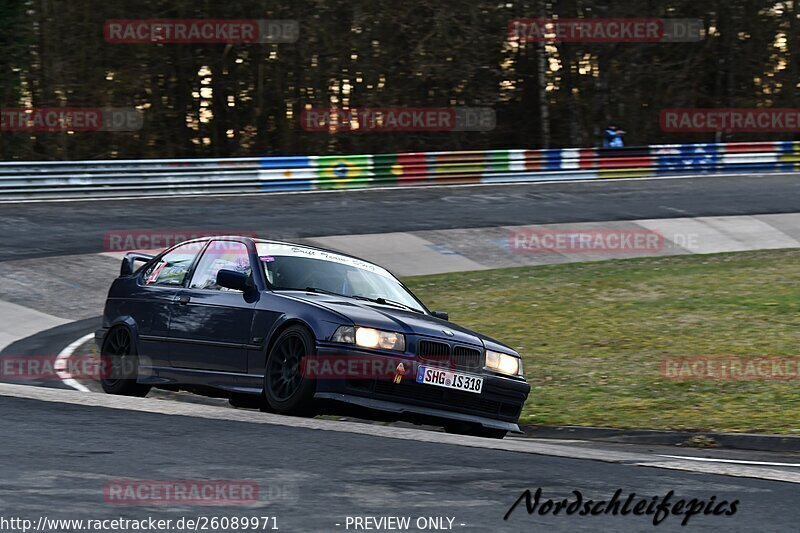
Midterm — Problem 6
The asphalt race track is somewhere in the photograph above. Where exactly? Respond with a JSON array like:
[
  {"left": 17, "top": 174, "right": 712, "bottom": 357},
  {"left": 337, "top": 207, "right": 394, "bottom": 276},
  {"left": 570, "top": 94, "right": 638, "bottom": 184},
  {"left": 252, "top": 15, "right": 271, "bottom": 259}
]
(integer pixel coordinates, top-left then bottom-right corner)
[
  {"left": 3, "top": 175, "right": 800, "bottom": 532},
  {"left": 3, "top": 173, "right": 800, "bottom": 261},
  {"left": 2, "top": 388, "right": 800, "bottom": 532}
]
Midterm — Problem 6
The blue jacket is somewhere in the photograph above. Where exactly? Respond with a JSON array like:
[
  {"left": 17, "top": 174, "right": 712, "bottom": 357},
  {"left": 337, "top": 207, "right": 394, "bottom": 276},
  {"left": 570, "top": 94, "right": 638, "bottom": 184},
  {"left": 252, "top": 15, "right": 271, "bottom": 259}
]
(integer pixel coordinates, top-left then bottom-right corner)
[{"left": 603, "top": 129, "right": 624, "bottom": 148}]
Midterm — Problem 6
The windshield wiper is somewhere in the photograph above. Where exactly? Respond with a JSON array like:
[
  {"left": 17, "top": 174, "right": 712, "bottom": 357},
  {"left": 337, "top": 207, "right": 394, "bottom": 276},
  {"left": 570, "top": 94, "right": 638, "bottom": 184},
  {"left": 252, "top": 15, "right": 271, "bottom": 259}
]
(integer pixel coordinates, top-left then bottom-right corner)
[
  {"left": 272, "top": 286, "right": 348, "bottom": 297},
  {"left": 351, "top": 295, "right": 423, "bottom": 314},
  {"left": 280, "top": 287, "right": 424, "bottom": 314},
  {"left": 303, "top": 286, "right": 349, "bottom": 297}
]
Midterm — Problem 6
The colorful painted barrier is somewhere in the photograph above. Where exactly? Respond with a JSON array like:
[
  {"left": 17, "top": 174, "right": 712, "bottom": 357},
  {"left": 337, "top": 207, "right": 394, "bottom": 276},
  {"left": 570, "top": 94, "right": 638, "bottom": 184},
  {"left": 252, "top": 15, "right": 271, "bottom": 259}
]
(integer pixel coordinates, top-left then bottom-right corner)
[{"left": 1, "top": 141, "right": 798, "bottom": 199}]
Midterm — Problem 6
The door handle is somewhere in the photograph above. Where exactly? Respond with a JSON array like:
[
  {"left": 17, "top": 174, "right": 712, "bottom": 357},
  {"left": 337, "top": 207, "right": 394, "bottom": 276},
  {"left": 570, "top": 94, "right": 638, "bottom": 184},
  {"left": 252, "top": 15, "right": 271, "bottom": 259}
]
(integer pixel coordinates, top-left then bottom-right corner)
[{"left": 177, "top": 295, "right": 191, "bottom": 305}]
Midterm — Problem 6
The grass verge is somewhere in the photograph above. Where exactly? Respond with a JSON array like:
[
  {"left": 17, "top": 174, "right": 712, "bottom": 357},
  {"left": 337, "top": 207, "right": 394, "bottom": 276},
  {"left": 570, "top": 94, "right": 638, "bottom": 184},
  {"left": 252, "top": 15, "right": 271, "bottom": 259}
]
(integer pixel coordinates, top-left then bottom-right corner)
[{"left": 403, "top": 249, "right": 800, "bottom": 434}]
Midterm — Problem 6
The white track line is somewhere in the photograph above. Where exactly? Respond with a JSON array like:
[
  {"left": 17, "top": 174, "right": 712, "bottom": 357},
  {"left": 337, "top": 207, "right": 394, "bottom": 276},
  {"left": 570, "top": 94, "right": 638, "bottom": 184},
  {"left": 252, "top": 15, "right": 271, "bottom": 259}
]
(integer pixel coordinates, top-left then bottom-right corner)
[
  {"left": 53, "top": 333, "right": 93, "bottom": 392},
  {"left": 658, "top": 455, "right": 800, "bottom": 467}
]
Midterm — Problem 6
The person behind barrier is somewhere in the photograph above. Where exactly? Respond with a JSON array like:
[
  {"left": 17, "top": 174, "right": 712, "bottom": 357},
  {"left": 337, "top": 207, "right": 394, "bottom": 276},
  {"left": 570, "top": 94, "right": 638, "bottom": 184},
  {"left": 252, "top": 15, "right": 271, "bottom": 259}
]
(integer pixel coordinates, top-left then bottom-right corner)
[{"left": 603, "top": 124, "right": 626, "bottom": 148}]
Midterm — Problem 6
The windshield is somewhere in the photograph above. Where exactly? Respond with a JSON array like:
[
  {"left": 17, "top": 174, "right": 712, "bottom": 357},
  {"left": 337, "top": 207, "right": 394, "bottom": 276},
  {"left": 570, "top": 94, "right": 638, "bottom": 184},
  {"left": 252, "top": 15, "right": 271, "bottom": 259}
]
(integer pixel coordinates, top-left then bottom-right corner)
[{"left": 256, "top": 243, "right": 426, "bottom": 313}]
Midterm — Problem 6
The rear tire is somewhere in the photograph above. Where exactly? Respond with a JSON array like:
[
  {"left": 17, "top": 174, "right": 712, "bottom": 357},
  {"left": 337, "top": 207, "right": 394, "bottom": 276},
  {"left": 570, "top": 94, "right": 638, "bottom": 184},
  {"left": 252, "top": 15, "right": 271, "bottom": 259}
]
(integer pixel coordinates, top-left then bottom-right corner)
[
  {"left": 444, "top": 421, "right": 507, "bottom": 439},
  {"left": 100, "top": 327, "right": 151, "bottom": 397},
  {"left": 263, "top": 325, "right": 316, "bottom": 416}
]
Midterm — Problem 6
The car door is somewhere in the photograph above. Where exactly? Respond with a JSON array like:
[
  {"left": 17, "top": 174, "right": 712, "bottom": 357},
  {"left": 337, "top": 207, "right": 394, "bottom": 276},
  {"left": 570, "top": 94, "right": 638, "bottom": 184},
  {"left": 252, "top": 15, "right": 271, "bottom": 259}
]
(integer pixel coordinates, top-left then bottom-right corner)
[
  {"left": 167, "top": 239, "right": 257, "bottom": 373},
  {"left": 133, "top": 240, "right": 207, "bottom": 367}
]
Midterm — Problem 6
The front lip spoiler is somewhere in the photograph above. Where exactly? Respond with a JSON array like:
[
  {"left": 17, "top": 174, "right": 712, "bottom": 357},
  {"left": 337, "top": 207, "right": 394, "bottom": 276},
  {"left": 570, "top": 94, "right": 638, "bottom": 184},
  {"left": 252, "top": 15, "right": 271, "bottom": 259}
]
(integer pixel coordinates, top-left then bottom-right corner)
[{"left": 314, "top": 392, "right": 522, "bottom": 433}]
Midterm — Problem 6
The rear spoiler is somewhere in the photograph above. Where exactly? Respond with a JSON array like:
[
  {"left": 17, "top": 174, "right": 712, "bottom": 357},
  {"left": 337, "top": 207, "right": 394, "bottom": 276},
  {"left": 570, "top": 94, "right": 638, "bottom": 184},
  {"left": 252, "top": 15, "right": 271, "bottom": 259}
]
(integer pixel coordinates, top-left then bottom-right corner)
[{"left": 120, "top": 252, "right": 155, "bottom": 277}]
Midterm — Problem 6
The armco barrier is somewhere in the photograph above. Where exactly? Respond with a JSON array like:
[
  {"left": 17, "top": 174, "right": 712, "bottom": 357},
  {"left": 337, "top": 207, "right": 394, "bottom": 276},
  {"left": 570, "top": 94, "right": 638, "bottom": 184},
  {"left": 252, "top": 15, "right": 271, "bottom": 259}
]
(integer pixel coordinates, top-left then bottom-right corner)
[{"left": 1, "top": 141, "right": 798, "bottom": 200}]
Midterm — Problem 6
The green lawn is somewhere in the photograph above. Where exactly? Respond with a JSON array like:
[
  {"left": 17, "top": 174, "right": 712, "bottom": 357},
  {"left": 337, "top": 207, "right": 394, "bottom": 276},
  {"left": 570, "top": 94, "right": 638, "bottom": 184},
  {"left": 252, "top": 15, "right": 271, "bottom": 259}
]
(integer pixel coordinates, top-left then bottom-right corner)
[{"left": 403, "top": 249, "right": 800, "bottom": 434}]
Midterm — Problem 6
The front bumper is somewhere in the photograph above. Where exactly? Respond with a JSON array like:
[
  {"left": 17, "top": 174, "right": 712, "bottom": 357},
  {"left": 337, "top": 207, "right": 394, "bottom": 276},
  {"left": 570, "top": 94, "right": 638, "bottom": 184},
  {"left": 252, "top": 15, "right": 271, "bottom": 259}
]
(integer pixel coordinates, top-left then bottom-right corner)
[
  {"left": 314, "top": 344, "right": 530, "bottom": 432},
  {"left": 316, "top": 392, "right": 521, "bottom": 432}
]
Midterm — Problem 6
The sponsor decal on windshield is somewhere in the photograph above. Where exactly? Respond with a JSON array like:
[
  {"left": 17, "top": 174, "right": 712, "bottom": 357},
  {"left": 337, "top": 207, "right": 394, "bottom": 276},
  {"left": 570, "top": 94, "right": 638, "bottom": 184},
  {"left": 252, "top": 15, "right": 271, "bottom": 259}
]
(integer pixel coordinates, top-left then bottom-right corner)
[{"left": 256, "top": 244, "right": 394, "bottom": 278}]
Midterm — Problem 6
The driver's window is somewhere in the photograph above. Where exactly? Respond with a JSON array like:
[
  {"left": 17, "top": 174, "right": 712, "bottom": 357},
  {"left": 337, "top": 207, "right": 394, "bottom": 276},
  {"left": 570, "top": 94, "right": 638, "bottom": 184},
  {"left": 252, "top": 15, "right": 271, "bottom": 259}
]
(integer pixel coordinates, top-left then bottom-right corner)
[
  {"left": 189, "top": 241, "right": 251, "bottom": 291},
  {"left": 143, "top": 241, "right": 205, "bottom": 286}
]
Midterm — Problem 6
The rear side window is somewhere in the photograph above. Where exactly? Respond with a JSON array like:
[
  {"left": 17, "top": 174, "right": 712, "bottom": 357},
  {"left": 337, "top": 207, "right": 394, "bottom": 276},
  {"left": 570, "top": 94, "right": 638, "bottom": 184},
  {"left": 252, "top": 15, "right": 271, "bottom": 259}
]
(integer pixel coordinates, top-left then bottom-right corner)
[
  {"left": 189, "top": 241, "right": 251, "bottom": 291},
  {"left": 143, "top": 241, "right": 205, "bottom": 286}
]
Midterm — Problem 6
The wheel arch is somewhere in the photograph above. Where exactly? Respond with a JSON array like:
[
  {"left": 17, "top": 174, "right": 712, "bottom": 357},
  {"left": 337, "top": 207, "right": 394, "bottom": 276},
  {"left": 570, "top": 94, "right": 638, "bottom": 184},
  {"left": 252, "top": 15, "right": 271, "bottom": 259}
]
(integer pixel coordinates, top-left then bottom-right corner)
[
  {"left": 264, "top": 317, "right": 317, "bottom": 359},
  {"left": 102, "top": 316, "right": 141, "bottom": 355}
]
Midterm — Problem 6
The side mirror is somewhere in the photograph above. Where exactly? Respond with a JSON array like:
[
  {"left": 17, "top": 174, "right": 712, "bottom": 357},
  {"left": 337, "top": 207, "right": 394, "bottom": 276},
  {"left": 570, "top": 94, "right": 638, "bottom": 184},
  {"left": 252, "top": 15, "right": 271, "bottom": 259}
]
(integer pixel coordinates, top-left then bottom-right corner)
[
  {"left": 216, "top": 269, "right": 251, "bottom": 292},
  {"left": 122, "top": 253, "right": 155, "bottom": 277},
  {"left": 431, "top": 311, "right": 449, "bottom": 321}
]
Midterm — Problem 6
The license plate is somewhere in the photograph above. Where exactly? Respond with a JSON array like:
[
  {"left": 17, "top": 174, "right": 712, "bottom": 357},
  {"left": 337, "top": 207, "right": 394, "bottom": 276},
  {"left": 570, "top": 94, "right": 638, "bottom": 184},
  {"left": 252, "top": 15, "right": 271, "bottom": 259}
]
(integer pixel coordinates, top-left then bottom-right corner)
[{"left": 415, "top": 365, "right": 483, "bottom": 394}]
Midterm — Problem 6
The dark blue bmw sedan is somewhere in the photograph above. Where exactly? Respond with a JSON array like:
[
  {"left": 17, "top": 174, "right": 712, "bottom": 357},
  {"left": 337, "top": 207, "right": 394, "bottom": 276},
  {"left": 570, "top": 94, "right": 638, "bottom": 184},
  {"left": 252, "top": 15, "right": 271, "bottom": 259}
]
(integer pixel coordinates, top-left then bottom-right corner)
[{"left": 96, "top": 236, "right": 530, "bottom": 438}]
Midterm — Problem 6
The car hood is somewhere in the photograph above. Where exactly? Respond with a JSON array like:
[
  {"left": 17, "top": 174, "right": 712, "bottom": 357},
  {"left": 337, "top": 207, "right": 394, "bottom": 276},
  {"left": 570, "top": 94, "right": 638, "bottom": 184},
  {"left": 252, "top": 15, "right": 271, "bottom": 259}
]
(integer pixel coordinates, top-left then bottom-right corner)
[{"left": 280, "top": 292, "right": 513, "bottom": 351}]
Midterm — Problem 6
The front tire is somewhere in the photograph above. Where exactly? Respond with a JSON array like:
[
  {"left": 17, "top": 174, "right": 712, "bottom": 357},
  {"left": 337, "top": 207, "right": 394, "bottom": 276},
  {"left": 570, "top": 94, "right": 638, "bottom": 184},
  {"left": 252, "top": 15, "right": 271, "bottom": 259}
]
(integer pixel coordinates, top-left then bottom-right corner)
[
  {"left": 264, "top": 325, "right": 316, "bottom": 416},
  {"left": 100, "top": 326, "right": 151, "bottom": 397}
]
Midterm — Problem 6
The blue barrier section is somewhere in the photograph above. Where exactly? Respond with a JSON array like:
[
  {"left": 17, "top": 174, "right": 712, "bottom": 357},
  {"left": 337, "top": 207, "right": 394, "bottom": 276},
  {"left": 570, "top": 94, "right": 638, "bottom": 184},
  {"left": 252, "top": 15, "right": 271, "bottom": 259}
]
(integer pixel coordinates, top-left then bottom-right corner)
[{"left": 654, "top": 144, "right": 720, "bottom": 175}]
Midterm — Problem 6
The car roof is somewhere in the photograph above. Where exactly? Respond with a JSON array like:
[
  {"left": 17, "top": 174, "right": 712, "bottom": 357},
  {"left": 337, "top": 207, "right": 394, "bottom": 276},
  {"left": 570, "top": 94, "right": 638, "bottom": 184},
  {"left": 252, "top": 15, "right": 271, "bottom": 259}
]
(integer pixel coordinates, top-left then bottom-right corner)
[
  {"left": 181, "top": 235, "right": 384, "bottom": 270},
  {"left": 164, "top": 235, "right": 424, "bottom": 311},
  {"left": 253, "top": 238, "right": 398, "bottom": 271}
]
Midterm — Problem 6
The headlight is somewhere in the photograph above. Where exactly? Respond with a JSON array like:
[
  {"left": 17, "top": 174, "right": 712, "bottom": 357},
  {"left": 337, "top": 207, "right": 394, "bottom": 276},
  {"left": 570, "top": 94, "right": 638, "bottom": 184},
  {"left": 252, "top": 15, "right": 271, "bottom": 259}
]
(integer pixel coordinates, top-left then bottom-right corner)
[
  {"left": 485, "top": 349, "right": 522, "bottom": 376},
  {"left": 332, "top": 326, "right": 406, "bottom": 352}
]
